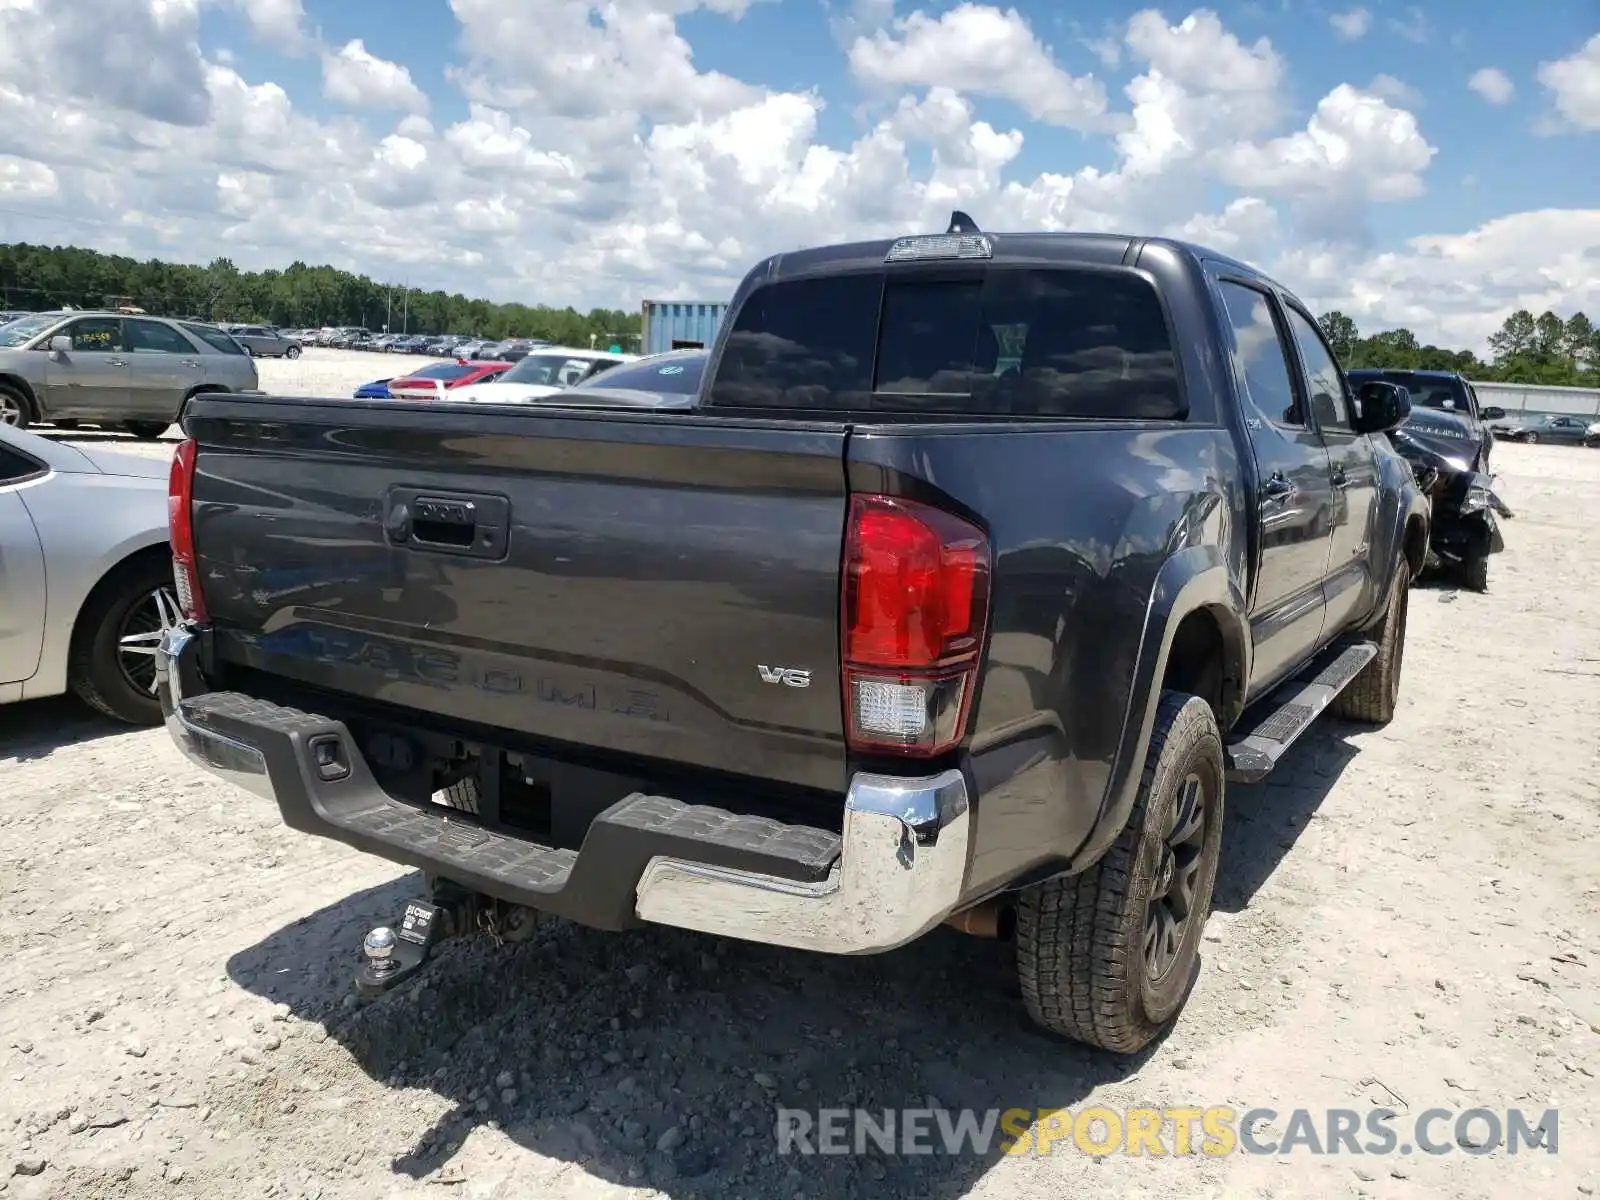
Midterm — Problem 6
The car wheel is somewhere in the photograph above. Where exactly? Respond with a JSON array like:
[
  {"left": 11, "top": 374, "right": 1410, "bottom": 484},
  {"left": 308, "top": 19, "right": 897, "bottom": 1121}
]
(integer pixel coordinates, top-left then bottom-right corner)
[
  {"left": 68, "top": 555, "right": 181, "bottom": 726},
  {"left": 1524, "top": 432, "right": 1538, "bottom": 444},
  {"left": 1460, "top": 554, "right": 1489, "bottom": 593},
  {"left": 1014, "top": 691, "right": 1224, "bottom": 1053},
  {"left": 1331, "top": 553, "right": 1408, "bottom": 724},
  {"left": 286, "top": 344, "right": 301, "bottom": 359},
  {"left": 0, "top": 383, "right": 31, "bottom": 428},
  {"left": 124, "top": 421, "right": 170, "bottom": 440}
]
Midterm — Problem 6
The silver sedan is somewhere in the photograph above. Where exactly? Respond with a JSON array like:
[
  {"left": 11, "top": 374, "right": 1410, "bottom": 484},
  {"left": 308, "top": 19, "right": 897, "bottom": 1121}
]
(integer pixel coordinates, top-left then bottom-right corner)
[{"left": 0, "top": 423, "right": 177, "bottom": 724}]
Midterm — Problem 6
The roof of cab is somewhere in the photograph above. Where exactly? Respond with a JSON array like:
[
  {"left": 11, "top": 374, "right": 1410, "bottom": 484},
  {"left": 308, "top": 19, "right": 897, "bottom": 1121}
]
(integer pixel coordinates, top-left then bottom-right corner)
[{"left": 751, "top": 229, "right": 1291, "bottom": 295}]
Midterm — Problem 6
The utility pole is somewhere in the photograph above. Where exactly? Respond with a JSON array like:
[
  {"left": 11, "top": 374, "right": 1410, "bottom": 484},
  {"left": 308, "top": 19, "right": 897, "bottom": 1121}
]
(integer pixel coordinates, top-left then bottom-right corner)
[
  {"left": 402, "top": 285, "right": 409, "bottom": 333},
  {"left": 385, "top": 285, "right": 393, "bottom": 333}
]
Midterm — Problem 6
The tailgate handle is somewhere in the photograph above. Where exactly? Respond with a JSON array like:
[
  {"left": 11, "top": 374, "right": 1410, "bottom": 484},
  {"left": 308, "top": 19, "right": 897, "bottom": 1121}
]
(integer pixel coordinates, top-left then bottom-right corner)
[
  {"left": 412, "top": 496, "right": 478, "bottom": 547},
  {"left": 385, "top": 488, "right": 511, "bottom": 560}
]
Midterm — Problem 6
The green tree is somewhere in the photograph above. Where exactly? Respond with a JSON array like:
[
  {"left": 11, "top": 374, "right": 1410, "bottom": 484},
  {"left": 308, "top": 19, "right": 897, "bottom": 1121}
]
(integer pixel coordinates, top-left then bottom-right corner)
[
  {"left": 1318, "top": 310, "right": 1359, "bottom": 362},
  {"left": 0, "top": 241, "right": 645, "bottom": 348}
]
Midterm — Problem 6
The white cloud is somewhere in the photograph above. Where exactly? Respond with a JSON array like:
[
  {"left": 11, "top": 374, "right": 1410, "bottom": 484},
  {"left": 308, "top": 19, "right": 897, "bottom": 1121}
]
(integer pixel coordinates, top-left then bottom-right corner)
[
  {"left": 1537, "top": 35, "right": 1600, "bottom": 131},
  {"left": 0, "top": 0, "right": 1590, "bottom": 360},
  {"left": 1302, "top": 210, "right": 1600, "bottom": 353},
  {"left": 1468, "top": 67, "right": 1515, "bottom": 105},
  {"left": 219, "top": 0, "right": 311, "bottom": 54},
  {"left": 322, "top": 39, "right": 429, "bottom": 114},
  {"left": 1329, "top": 7, "right": 1370, "bottom": 39},
  {"left": 1385, "top": 6, "right": 1429, "bottom": 43},
  {"left": 848, "top": 4, "right": 1112, "bottom": 130},
  {"left": 0, "top": 155, "right": 60, "bottom": 200},
  {"left": 1367, "top": 74, "right": 1422, "bottom": 107}
]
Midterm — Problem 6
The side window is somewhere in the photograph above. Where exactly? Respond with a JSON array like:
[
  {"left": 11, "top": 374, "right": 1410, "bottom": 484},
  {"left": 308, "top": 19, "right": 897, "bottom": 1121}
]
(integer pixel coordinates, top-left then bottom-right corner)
[
  {"left": 125, "top": 319, "right": 194, "bottom": 354},
  {"left": 1217, "top": 281, "right": 1303, "bottom": 429},
  {"left": 66, "top": 318, "right": 123, "bottom": 353},
  {"left": 180, "top": 323, "right": 246, "bottom": 355},
  {"left": 1284, "top": 306, "right": 1352, "bottom": 433},
  {"left": 0, "top": 445, "right": 43, "bottom": 485}
]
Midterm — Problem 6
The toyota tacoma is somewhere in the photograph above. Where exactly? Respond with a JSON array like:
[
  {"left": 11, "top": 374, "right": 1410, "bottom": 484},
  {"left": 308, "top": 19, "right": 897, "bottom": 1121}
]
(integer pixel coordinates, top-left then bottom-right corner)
[{"left": 156, "top": 216, "right": 1428, "bottom": 1053}]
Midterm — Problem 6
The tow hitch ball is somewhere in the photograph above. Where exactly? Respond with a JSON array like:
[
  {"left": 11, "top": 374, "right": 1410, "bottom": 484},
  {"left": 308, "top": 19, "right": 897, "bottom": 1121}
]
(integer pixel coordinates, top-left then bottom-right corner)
[{"left": 355, "top": 900, "right": 446, "bottom": 997}]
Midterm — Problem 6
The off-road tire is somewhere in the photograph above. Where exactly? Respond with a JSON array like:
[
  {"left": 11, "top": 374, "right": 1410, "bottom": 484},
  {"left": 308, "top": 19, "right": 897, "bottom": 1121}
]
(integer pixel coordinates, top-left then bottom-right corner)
[
  {"left": 1460, "top": 554, "right": 1489, "bottom": 593},
  {"left": 0, "top": 382, "right": 31, "bottom": 428},
  {"left": 125, "top": 421, "right": 170, "bottom": 440},
  {"left": 1015, "top": 691, "right": 1224, "bottom": 1054},
  {"left": 1331, "top": 555, "right": 1409, "bottom": 724},
  {"left": 68, "top": 555, "right": 174, "bottom": 725}
]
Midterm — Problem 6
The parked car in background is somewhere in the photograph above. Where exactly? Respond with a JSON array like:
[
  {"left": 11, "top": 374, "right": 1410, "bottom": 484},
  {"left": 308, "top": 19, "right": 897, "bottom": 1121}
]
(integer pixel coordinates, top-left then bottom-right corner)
[
  {"left": 1585, "top": 420, "right": 1600, "bottom": 447},
  {"left": 1345, "top": 369, "right": 1501, "bottom": 472},
  {"left": 386, "top": 359, "right": 512, "bottom": 399},
  {"left": 231, "top": 325, "right": 303, "bottom": 359},
  {"left": 450, "top": 346, "right": 635, "bottom": 403},
  {"left": 555, "top": 347, "right": 708, "bottom": 409},
  {"left": 353, "top": 378, "right": 393, "bottom": 399},
  {"left": 1488, "top": 413, "right": 1594, "bottom": 444},
  {"left": 0, "top": 310, "right": 259, "bottom": 438},
  {"left": 1, "top": 421, "right": 175, "bottom": 724},
  {"left": 453, "top": 339, "right": 495, "bottom": 359},
  {"left": 490, "top": 339, "right": 550, "bottom": 362}
]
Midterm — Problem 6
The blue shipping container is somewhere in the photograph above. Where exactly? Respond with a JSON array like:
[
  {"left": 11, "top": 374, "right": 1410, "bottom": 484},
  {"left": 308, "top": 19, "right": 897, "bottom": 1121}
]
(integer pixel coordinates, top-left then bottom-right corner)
[{"left": 641, "top": 300, "right": 728, "bottom": 356}]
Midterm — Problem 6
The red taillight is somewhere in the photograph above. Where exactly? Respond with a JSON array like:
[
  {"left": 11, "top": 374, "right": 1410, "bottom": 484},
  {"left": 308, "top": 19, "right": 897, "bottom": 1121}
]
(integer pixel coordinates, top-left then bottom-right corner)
[
  {"left": 841, "top": 495, "right": 991, "bottom": 756},
  {"left": 168, "top": 438, "right": 208, "bottom": 623}
]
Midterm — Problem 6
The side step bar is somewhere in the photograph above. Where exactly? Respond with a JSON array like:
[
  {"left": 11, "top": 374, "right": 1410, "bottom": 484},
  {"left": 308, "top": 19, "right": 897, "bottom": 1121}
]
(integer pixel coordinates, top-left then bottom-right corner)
[{"left": 1224, "top": 640, "right": 1378, "bottom": 782}]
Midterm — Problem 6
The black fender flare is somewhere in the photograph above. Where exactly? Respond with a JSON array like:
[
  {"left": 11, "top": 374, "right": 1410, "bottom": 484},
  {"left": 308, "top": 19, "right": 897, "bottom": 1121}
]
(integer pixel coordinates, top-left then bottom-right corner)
[{"left": 1061, "top": 544, "right": 1249, "bottom": 876}]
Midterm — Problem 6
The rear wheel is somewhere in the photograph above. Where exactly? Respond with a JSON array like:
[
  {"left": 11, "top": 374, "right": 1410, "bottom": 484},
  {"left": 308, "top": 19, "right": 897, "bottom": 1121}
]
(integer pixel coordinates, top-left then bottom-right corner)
[
  {"left": 69, "top": 556, "right": 181, "bottom": 725},
  {"left": 124, "top": 421, "right": 170, "bottom": 440},
  {"left": 1015, "top": 691, "right": 1224, "bottom": 1053},
  {"left": 0, "top": 383, "right": 30, "bottom": 428},
  {"left": 1524, "top": 432, "right": 1539, "bottom": 444},
  {"left": 286, "top": 344, "right": 302, "bottom": 359},
  {"left": 1460, "top": 555, "right": 1489, "bottom": 593},
  {"left": 1331, "top": 555, "right": 1409, "bottom": 724}
]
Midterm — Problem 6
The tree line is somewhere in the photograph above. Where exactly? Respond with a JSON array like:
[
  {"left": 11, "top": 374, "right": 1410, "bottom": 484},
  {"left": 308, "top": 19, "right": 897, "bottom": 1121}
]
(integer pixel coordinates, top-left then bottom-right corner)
[
  {"left": 1318, "top": 308, "right": 1598, "bottom": 388},
  {"left": 0, "top": 243, "right": 642, "bottom": 349}
]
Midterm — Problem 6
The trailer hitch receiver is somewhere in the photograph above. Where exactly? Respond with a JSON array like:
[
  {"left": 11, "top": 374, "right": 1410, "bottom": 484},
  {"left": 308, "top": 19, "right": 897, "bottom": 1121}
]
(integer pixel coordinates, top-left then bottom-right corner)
[{"left": 355, "top": 899, "right": 446, "bottom": 996}]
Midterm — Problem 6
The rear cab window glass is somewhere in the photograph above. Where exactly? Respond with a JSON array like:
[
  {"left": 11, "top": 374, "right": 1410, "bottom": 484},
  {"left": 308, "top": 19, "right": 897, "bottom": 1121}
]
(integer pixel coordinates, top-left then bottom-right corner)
[
  {"left": 181, "top": 323, "right": 245, "bottom": 355},
  {"left": 708, "top": 266, "right": 1183, "bottom": 419}
]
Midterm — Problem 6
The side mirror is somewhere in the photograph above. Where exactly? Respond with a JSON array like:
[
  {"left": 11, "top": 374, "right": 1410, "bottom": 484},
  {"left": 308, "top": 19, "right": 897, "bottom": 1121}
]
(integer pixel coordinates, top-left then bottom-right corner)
[
  {"left": 47, "top": 335, "right": 71, "bottom": 354},
  {"left": 1354, "top": 381, "right": 1410, "bottom": 434},
  {"left": 1481, "top": 406, "right": 1506, "bottom": 421}
]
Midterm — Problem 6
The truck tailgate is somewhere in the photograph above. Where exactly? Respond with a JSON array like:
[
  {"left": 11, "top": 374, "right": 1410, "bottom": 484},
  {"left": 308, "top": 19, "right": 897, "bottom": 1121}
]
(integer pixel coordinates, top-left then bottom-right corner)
[{"left": 185, "top": 400, "right": 850, "bottom": 793}]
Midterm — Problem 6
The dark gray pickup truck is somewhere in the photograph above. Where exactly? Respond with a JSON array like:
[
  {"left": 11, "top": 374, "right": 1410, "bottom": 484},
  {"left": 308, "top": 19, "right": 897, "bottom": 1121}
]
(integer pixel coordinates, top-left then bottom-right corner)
[{"left": 157, "top": 217, "right": 1429, "bottom": 1053}]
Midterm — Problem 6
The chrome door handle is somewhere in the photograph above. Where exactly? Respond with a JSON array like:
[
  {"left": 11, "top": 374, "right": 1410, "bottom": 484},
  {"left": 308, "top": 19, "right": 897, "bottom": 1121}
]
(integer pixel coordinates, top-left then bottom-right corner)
[
  {"left": 1261, "top": 472, "right": 1293, "bottom": 499},
  {"left": 180, "top": 360, "right": 201, "bottom": 367},
  {"left": 106, "top": 358, "right": 129, "bottom": 366},
  {"left": 1331, "top": 469, "right": 1349, "bottom": 490}
]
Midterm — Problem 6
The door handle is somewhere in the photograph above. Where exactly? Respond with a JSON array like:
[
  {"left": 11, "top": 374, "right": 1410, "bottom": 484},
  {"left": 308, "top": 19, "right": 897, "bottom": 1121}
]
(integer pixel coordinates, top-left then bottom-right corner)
[
  {"left": 106, "top": 358, "right": 129, "bottom": 367},
  {"left": 1261, "top": 472, "right": 1293, "bottom": 500},
  {"left": 1331, "top": 469, "right": 1349, "bottom": 490},
  {"left": 180, "top": 359, "right": 201, "bottom": 368}
]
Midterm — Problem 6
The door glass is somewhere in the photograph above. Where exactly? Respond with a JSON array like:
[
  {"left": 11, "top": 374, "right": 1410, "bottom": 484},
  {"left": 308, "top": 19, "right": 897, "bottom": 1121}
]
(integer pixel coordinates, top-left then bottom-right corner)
[
  {"left": 67, "top": 318, "right": 123, "bottom": 352},
  {"left": 1217, "top": 282, "right": 1302, "bottom": 428},
  {"left": 0, "top": 445, "right": 43, "bottom": 484},
  {"left": 126, "top": 320, "right": 193, "bottom": 354},
  {"left": 1284, "top": 307, "right": 1352, "bottom": 432}
]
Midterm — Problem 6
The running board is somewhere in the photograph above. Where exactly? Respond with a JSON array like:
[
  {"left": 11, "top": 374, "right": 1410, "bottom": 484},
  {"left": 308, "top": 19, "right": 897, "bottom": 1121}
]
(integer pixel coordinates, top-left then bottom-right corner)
[{"left": 1224, "top": 641, "right": 1378, "bottom": 782}]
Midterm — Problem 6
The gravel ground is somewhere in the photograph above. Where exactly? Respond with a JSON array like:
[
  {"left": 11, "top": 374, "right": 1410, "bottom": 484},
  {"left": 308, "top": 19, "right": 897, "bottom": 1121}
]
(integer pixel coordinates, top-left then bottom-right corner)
[{"left": 2, "top": 441, "right": 1598, "bottom": 1199}]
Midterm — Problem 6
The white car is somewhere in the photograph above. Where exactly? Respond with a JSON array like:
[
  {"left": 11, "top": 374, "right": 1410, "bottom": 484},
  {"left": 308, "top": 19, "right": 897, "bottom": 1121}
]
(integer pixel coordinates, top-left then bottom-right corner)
[
  {"left": 0, "top": 423, "right": 176, "bottom": 724},
  {"left": 450, "top": 347, "right": 637, "bottom": 403}
]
